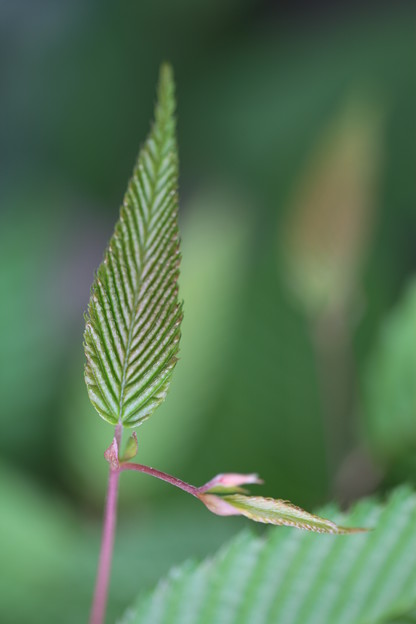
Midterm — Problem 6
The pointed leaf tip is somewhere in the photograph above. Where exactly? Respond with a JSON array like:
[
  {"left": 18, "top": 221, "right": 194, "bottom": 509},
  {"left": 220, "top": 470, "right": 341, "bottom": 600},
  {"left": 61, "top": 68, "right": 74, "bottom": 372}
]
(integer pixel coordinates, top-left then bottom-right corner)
[
  {"left": 156, "top": 62, "right": 175, "bottom": 123},
  {"left": 159, "top": 62, "right": 174, "bottom": 84}
]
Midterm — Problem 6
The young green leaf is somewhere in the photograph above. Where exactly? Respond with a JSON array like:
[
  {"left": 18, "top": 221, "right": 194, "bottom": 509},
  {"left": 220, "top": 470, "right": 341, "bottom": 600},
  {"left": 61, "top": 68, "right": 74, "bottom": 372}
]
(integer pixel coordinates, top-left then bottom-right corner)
[
  {"left": 195, "top": 474, "right": 363, "bottom": 533},
  {"left": 121, "top": 486, "right": 416, "bottom": 624},
  {"left": 120, "top": 432, "right": 139, "bottom": 462},
  {"left": 84, "top": 64, "right": 182, "bottom": 427},
  {"left": 199, "top": 493, "right": 364, "bottom": 533}
]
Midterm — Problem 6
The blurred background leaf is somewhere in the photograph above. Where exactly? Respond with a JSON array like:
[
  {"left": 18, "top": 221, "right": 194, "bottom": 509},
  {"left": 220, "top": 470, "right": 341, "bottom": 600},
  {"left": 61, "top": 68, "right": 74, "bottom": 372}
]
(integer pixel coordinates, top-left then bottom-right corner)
[
  {"left": 362, "top": 278, "right": 416, "bottom": 483},
  {"left": 279, "top": 97, "right": 384, "bottom": 490},
  {"left": 1, "top": 1, "right": 415, "bottom": 622},
  {"left": 281, "top": 98, "right": 382, "bottom": 317}
]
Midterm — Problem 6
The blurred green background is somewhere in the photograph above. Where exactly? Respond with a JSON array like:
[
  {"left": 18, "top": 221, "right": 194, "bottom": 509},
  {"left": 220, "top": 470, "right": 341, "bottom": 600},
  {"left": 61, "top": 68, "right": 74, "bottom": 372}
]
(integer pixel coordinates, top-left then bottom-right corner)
[{"left": 1, "top": 1, "right": 415, "bottom": 622}]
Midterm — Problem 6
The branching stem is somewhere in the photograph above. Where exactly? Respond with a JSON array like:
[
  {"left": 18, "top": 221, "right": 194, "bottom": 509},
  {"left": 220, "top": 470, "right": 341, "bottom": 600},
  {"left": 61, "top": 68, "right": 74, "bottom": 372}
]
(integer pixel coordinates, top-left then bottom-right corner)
[
  {"left": 90, "top": 437, "right": 200, "bottom": 624},
  {"left": 120, "top": 462, "right": 199, "bottom": 497}
]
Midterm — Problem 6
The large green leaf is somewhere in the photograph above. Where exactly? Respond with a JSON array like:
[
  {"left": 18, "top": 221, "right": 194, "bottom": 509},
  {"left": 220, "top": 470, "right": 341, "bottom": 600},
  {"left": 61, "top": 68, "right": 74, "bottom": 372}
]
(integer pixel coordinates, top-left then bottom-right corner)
[
  {"left": 121, "top": 486, "right": 416, "bottom": 624},
  {"left": 84, "top": 64, "right": 182, "bottom": 427}
]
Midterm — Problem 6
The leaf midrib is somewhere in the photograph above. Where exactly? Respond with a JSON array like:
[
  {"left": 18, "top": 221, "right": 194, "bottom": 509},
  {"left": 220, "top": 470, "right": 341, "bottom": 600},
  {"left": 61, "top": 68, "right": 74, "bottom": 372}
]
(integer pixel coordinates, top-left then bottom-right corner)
[{"left": 117, "top": 130, "right": 169, "bottom": 423}]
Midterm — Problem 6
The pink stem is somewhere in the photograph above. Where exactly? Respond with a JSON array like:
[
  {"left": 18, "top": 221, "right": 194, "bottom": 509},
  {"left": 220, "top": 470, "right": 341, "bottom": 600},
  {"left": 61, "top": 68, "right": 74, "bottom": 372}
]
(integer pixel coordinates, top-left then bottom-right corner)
[
  {"left": 89, "top": 466, "right": 120, "bottom": 624},
  {"left": 90, "top": 450, "right": 199, "bottom": 624},
  {"left": 120, "top": 462, "right": 199, "bottom": 497}
]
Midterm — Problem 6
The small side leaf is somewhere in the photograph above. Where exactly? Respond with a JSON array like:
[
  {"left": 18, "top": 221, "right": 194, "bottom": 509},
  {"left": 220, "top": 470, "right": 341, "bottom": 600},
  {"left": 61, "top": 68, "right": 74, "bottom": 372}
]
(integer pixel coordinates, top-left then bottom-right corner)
[
  {"left": 195, "top": 472, "right": 363, "bottom": 533},
  {"left": 120, "top": 432, "right": 139, "bottom": 462},
  {"left": 198, "top": 492, "right": 363, "bottom": 533}
]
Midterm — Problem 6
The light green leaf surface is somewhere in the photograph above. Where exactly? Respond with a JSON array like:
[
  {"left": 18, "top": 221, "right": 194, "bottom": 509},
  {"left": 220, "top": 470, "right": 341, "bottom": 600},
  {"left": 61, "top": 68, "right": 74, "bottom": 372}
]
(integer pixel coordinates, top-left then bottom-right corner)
[
  {"left": 121, "top": 486, "right": 416, "bottom": 624},
  {"left": 84, "top": 64, "right": 182, "bottom": 427}
]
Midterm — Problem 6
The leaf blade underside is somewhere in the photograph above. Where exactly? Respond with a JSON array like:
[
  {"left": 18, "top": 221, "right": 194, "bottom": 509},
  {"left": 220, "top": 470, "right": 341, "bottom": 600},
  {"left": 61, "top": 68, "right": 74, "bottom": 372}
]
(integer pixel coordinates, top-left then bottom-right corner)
[{"left": 84, "top": 64, "right": 182, "bottom": 427}]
